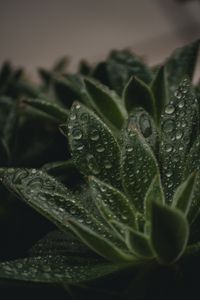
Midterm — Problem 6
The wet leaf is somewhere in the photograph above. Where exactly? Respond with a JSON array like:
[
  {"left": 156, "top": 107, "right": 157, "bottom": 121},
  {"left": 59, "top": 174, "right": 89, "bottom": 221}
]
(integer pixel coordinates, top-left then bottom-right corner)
[
  {"left": 150, "top": 201, "right": 189, "bottom": 264},
  {"left": 29, "top": 230, "right": 96, "bottom": 258},
  {"left": 124, "top": 107, "right": 158, "bottom": 152},
  {"left": 166, "top": 39, "right": 200, "bottom": 95},
  {"left": 107, "top": 49, "right": 152, "bottom": 95},
  {"left": 23, "top": 98, "right": 69, "bottom": 122},
  {"left": 84, "top": 77, "right": 127, "bottom": 130},
  {"left": 89, "top": 177, "right": 136, "bottom": 229},
  {"left": 0, "top": 168, "right": 96, "bottom": 233},
  {"left": 68, "top": 102, "right": 121, "bottom": 188},
  {"left": 121, "top": 127, "right": 159, "bottom": 212},
  {"left": 123, "top": 76, "right": 156, "bottom": 120},
  {"left": 0, "top": 256, "right": 121, "bottom": 284},
  {"left": 159, "top": 77, "right": 199, "bottom": 202},
  {"left": 68, "top": 219, "right": 135, "bottom": 263}
]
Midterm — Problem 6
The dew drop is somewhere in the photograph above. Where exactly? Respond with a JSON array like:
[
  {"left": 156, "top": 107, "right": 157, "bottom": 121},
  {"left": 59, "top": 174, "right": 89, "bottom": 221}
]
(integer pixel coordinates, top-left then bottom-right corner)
[
  {"left": 178, "top": 101, "right": 184, "bottom": 108},
  {"left": 139, "top": 114, "right": 152, "bottom": 138},
  {"left": 70, "top": 113, "right": 76, "bottom": 121},
  {"left": 72, "top": 129, "right": 82, "bottom": 140},
  {"left": 90, "top": 130, "right": 100, "bottom": 141},
  {"left": 96, "top": 145, "right": 105, "bottom": 153},
  {"left": 165, "top": 104, "right": 175, "bottom": 114},
  {"left": 165, "top": 144, "right": 173, "bottom": 153},
  {"left": 87, "top": 155, "right": 100, "bottom": 175},
  {"left": 162, "top": 119, "right": 174, "bottom": 133},
  {"left": 176, "top": 131, "right": 183, "bottom": 140}
]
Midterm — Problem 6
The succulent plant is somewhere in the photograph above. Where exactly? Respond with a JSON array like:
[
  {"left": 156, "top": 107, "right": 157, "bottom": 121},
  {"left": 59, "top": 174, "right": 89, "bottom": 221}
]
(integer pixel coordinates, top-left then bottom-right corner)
[{"left": 0, "top": 40, "right": 199, "bottom": 299}]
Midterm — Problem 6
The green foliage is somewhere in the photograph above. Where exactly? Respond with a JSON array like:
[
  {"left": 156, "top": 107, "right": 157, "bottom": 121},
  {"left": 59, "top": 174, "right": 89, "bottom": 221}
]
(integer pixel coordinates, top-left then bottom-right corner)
[{"left": 0, "top": 40, "right": 199, "bottom": 299}]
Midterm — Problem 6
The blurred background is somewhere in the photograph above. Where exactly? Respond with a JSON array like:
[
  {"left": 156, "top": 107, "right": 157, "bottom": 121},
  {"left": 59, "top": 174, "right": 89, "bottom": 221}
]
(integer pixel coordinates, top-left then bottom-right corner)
[{"left": 0, "top": 0, "right": 199, "bottom": 78}]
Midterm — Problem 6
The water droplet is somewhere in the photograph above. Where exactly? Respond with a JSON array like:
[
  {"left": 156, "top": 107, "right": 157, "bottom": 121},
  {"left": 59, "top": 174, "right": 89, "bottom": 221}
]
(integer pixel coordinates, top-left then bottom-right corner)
[
  {"left": 90, "top": 130, "right": 100, "bottom": 141},
  {"left": 70, "top": 113, "right": 76, "bottom": 121},
  {"left": 165, "top": 144, "right": 173, "bottom": 153},
  {"left": 176, "top": 131, "right": 183, "bottom": 140},
  {"left": 72, "top": 129, "right": 82, "bottom": 140},
  {"left": 178, "top": 101, "right": 184, "bottom": 108},
  {"left": 139, "top": 114, "right": 152, "bottom": 138},
  {"left": 127, "top": 146, "right": 133, "bottom": 152},
  {"left": 165, "top": 104, "right": 175, "bottom": 114},
  {"left": 174, "top": 90, "right": 182, "bottom": 99},
  {"left": 96, "top": 145, "right": 105, "bottom": 153},
  {"left": 87, "top": 155, "right": 100, "bottom": 175},
  {"left": 162, "top": 119, "right": 174, "bottom": 133},
  {"left": 166, "top": 171, "right": 172, "bottom": 178}
]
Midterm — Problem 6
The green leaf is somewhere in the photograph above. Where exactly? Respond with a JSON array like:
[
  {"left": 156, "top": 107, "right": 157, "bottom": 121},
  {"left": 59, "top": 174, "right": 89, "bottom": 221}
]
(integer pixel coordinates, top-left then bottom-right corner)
[
  {"left": 68, "top": 219, "right": 135, "bottom": 263},
  {"left": 84, "top": 77, "right": 127, "bottom": 130},
  {"left": 123, "top": 76, "right": 156, "bottom": 120},
  {"left": 124, "top": 107, "right": 158, "bottom": 152},
  {"left": 68, "top": 102, "right": 121, "bottom": 188},
  {"left": 0, "top": 168, "right": 122, "bottom": 246},
  {"left": 184, "top": 138, "right": 200, "bottom": 225},
  {"left": 29, "top": 230, "right": 96, "bottom": 258},
  {"left": 150, "top": 201, "right": 189, "bottom": 264},
  {"left": 0, "top": 256, "right": 121, "bottom": 284},
  {"left": 53, "top": 56, "right": 69, "bottom": 73},
  {"left": 0, "top": 168, "right": 97, "bottom": 233},
  {"left": 53, "top": 74, "right": 91, "bottom": 108},
  {"left": 121, "top": 127, "right": 159, "bottom": 212},
  {"left": 166, "top": 39, "right": 200, "bottom": 95},
  {"left": 107, "top": 49, "right": 152, "bottom": 95},
  {"left": 89, "top": 177, "right": 136, "bottom": 229},
  {"left": 172, "top": 173, "right": 197, "bottom": 215},
  {"left": 126, "top": 228, "right": 153, "bottom": 258},
  {"left": 151, "top": 66, "right": 169, "bottom": 122},
  {"left": 22, "top": 98, "right": 69, "bottom": 122},
  {"left": 159, "top": 77, "right": 199, "bottom": 202},
  {"left": 144, "top": 175, "right": 165, "bottom": 221}
]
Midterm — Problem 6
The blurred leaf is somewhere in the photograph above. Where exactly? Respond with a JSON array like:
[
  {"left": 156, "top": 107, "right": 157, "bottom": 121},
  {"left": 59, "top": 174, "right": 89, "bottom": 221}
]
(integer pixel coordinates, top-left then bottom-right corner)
[
  {"left": 150, "top": 201, "right": 189, "bottom": 264},
  {"left": 151, "top": 66, "right": 169, "bottom": 122},
  {"left": 84, "top": 77, "right": 127, "bottom": 130},
  {"left": 22, "top": 98, "right": 69, "bottom": 122},
  {"left": 123, "top": 76, "right": 156, "bottom": 121},
  {"left": 0, "top": 256, "right": 121, "bottom": 283},
  {"left": 166, "top": 39, "right": 200, "bottom": 95}
]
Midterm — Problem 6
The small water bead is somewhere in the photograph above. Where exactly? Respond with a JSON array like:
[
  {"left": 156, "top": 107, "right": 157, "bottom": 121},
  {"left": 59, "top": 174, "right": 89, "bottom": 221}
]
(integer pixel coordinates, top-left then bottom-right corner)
[
  {"left": 166, "top": 171, "right": 173, "bottom": 178},
  {"left": 80, "top": 113, "right": 89, "bottom": 122},
  {"left": 178, "top": 101, "right": 184, "bottom": 108},
  {"left": 90, "top": 130, "right": 100, "bottom": 141},
  {"left": 87, "top": 154, "right": 100, "bottom": 175},
  {"left": 165, "top": 144, "right": 173, "bottom": 153},
  {"left": 174, "top": 90, "right": 182, "bottom": 99},
  {"left": 96, "top": 145, "right": 105, "bottom": 153},
  {"left": 72, "top": 129, "right": 83, "bottom": 140},
  {"left": 162, "top": 119, "right": 174, "bottom": 133},
  {"left": 75, "top": 103, "right": 81, "bottom": 110},
  {"left": 176, "top": 131, "right": 183, "bottom": 140},
  {"left": 127, "top": 146, "right": 133, "bottom": 153},
  {"left": 76, "top": 144, "right": 84, "bottom": 151},
  {"left": 105, "top": 162, "right": 112, "bottom": 169},
  {"left": 165, "top": 104, "right": 175, "bottom": 114},
  {"left": 70, "top": 113, "right": 76, "bottom": 121},
  {"left": 139, "top": 114, "right": 152, "bottom": 138}
]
